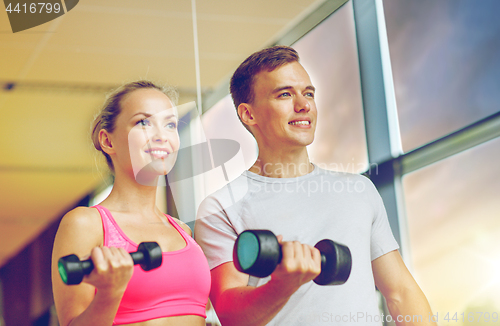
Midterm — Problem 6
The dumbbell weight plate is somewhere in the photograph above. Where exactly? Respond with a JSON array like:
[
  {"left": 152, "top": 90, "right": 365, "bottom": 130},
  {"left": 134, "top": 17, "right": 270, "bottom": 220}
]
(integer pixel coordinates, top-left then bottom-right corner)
[
  {"left": 135, "top": 242, "right": 162, "bottom": 271},
  {"left": 236, "top": 231, "right": 260, "bottom": 271},
  {"left": 233, "top": 230, "right": 281, "bottom": 278},
  {"left": 58, "top": 254, "right": 86, "bottom": 285},
  {"left": 313, "top": 239, "right": 352, "bottom": 286}
]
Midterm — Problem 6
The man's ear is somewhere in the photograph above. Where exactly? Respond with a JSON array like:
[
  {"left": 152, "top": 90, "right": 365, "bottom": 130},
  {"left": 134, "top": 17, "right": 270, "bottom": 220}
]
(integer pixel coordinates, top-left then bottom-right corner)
[
  {"left": 99, "top": 129, "right": 115, "bottom": 155},
  {"left": 238, "top": 103, "right": 257, "bottom": 128}
]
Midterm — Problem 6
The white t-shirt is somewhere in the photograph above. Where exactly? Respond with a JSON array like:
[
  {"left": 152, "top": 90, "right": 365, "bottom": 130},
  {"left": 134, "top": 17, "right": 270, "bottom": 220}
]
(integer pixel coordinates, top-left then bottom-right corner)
[{"left": 195, "top": 165, "right": 399, "bottom": 325}]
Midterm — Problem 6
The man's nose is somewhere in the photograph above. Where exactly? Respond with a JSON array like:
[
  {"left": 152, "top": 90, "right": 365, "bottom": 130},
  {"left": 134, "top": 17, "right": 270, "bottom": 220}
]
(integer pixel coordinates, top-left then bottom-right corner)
[{"left": 295, "top": 94, "right": 311, "bottom": 113}]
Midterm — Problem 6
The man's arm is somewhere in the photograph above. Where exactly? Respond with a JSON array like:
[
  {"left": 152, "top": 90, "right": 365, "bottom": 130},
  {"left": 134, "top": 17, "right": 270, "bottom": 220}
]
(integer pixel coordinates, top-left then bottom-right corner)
[
  {"left": 372, "top": 250, "right": 437, "bottom": 326},
  {"left": 210, "top": 239, "right": 321, "bottom": 326}
]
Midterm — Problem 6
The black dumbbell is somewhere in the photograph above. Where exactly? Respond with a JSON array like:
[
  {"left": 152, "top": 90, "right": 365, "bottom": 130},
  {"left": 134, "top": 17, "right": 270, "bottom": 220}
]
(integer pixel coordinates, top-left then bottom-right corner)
[
  {"left": 58, "top": 242, "right": 162, "bottom": 285},
  {"left": 233, "top": 230, "right": 351, "bottom": 285}
]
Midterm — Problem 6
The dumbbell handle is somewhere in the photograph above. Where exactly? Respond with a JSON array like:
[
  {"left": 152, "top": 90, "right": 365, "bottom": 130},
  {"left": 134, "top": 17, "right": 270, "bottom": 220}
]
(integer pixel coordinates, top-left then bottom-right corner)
[
  {"left": 71, "top": 251, "right": 147, "bottom": 275},
  {"left": 257, "top": 246, "right": 331, "bottom": 275},
  {"left": 269, "top": 247, "right": 328, "bottom": 273}
]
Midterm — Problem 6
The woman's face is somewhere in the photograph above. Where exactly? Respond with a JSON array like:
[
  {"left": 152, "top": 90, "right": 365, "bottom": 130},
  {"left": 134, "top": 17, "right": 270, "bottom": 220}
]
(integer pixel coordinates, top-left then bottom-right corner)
[{"left": 110, "top": 88, "right": 180, "bottom": 182}]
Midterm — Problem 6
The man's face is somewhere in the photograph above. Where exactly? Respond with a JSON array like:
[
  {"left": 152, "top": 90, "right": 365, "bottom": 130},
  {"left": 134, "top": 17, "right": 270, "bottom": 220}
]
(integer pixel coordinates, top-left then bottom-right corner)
[{"left": 250, "top": 61, "right": 317, "bottom": 149}]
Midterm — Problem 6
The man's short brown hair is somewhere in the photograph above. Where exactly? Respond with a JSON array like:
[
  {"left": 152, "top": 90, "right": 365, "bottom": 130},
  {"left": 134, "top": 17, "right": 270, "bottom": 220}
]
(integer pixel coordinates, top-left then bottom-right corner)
[{"left": 230, "top": 46, "right": 300, "bottom": 130}]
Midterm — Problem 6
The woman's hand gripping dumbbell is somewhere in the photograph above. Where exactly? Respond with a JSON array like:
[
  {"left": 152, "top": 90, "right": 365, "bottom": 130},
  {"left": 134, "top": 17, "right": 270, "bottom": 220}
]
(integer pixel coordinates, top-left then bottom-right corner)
[
  {"left": 58, "top": 242, "right": 163, "bottom": 285},
  {"left": 233, "top": 230, "right": 352, "bottom": 285}
]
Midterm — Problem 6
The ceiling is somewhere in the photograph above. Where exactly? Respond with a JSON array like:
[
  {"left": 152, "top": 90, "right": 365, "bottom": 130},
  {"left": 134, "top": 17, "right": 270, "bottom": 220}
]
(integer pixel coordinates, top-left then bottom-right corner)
[{"left": 0, "top": 0, "right": 322, "bottom": 267}]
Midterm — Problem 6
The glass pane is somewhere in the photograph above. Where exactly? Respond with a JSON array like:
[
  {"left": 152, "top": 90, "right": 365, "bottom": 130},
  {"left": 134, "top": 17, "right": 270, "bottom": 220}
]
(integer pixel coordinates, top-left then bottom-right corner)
[
  {"left": 403, "top": 137, "right": 500, "bottom": 322},
  {"left": 293, "top": 1, "right": 368, "bottom": 173},
  {"left": 201, "top": 95, "right": 258, "bottom": 195},
  {"left": 385, "top": 0, "right": 500, "bottom": 152}
]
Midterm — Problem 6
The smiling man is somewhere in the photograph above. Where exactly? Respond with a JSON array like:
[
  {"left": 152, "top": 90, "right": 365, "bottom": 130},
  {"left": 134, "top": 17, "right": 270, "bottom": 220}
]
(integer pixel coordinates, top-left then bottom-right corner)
[{"left": 195, "top": 46, "right": 436, "bottom": 326}]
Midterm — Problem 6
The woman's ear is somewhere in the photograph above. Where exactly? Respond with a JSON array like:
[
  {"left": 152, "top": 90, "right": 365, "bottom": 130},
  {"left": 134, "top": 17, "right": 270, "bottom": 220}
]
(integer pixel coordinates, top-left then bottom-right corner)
[
  {"left": 99, "top": 129, "right": 115, "bottom": 155},
  {"left": 238, "top": 103, "right": 257, "bottom": 128}
]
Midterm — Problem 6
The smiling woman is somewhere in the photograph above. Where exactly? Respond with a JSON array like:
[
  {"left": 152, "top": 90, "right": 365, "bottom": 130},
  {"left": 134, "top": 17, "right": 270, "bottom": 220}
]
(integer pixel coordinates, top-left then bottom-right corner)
[
  {"left": 128, "top": 107, "right": 179, "bottom": 182},
  {"left": 51, "top": 80, "right": 211, "bottom": 326},
  {"left": 91, "top": 81, "right": 178, "bottom": 175},
  {"left": 120, "top": 89, "right": 180, "bottom": 186}
]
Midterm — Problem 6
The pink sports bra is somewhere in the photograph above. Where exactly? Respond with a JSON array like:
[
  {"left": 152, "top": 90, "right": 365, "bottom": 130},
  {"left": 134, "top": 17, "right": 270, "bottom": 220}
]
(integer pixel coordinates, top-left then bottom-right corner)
[{"left": 93, "top": 205, "right": 211, "bottom": 325}]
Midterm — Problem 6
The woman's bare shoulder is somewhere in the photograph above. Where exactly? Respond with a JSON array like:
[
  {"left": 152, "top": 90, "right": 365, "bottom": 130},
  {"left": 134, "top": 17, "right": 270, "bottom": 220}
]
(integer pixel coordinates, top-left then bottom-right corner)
[
  {"left": 59, "top": 206, "right": 102, "bottom": 232},
  {"left": 172, "top": 216, "right": 192, "bottom": 237},
  {"left": 54, "top": 206, "right": 103, "bottom": 253}
]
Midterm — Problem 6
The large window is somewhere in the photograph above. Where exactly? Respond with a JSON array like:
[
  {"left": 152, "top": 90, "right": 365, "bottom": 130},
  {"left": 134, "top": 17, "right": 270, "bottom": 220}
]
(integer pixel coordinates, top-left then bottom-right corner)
[
  {"left": 383, "top": 1, "right": 500, "bottom": 321},
  {"left": 294, "top": 2, "right": 368, "bottom": 173},
  {"left": 403, "top": 137, "right": 500, "bottom": 323},
  {"left": 200, "top": 95, "right": 258, "bottom": 195},
  {"left": 384, "top": 0, "right": 500, "bottom": 152}
]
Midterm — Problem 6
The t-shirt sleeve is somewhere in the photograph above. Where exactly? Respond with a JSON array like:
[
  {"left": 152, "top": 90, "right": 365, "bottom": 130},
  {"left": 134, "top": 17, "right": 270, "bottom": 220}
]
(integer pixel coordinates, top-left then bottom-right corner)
[
  {"left": 368, "top": 180, "right": 400, "bottom": 261},
  {"left": 194, "top": 195, "right": 237, "bottom": 270}
]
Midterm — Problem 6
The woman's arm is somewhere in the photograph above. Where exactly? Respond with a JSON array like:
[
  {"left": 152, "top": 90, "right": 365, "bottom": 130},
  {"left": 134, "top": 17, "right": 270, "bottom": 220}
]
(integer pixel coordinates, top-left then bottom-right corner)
[{"left": 51, "top": 207, "right": 134, "bottom": 326}]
